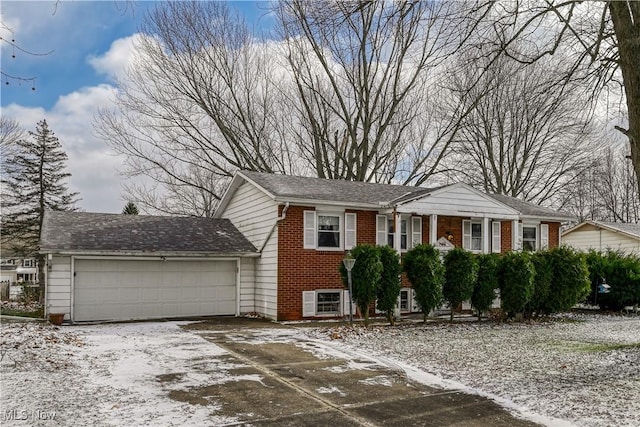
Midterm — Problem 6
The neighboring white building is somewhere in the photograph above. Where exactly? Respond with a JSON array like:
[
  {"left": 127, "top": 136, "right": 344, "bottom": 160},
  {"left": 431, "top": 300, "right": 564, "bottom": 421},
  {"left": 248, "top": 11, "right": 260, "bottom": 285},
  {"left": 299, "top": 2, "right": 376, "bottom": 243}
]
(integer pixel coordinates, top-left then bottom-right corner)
[{"left": 562, "top": 221, "right": 640, "bottom": 254}]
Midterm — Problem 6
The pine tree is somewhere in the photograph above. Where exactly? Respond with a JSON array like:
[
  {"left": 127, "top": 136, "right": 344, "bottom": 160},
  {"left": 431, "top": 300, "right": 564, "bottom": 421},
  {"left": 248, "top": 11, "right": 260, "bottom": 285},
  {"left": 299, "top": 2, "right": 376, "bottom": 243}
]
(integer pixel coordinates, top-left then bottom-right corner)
[
  {"left": 122, "top": 202, "right": 139, "bottom": 215},
  {"left": 1, "top": 119, "right": 79, "bottom": 297}
]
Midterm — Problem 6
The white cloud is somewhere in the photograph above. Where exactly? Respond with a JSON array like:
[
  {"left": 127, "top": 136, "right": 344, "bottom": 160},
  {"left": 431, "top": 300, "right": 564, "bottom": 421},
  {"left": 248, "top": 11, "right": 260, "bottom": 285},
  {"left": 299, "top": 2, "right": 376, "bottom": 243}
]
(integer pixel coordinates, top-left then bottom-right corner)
[
  {"left": 88, "top": 34, "right": 143, "bottom": 81},
  {"left": 1, "top": 28, "right": 151, "bottom": 214},
  {"left": 2, "top": 83, "right": 127, "bottom": 214}
]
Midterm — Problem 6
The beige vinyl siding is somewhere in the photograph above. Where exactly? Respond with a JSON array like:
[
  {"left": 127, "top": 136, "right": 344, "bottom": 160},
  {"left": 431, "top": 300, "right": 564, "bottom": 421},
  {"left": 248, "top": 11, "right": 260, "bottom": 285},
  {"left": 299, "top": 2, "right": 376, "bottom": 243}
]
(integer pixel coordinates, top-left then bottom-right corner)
[
  {"left": 563, "top": 226, "right": 640, "bottom": 254},
  {"left": 403, "top": 186, "right": 518, "bottom": 218},
  {"left": 46, "top": 255, "right": 72, "bottom": 316},
  {"left": 222, "top": 181, "right": 279, "bottom": 319}
]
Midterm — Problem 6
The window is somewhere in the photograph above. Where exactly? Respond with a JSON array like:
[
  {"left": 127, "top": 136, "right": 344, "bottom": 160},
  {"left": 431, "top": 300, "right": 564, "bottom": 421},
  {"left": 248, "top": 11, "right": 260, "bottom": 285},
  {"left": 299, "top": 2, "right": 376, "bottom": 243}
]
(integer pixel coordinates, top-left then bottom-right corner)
[
  {"left": 386, "top": 219, "right": 408, "bottom": 249},
  {"left": 22, "top": 259, "right": 35, "bottom": 268},
  {"left": 377, "top": 215, "right": 421, "bottom": 250},
  {"left": 303, "top": 290, "right": 343, "bottom": 317},
  {"left": 471, "top": 223, "right": 482, "bottom": 251},
  {"left": 522, "top": 226, "right": 537, "bottom": 251},
  {"left": 316, "top": 291, "right": 341, "bottom": 314},
  {"left": 399, "top": 289, "right": 410, "bottom": 311},
  {"left": 304, "top": 211, "right": 356, "bottom": 250},
  {"left": 318, "top": 215, "right": 340, "bottom": 248},
  {"left": 463, "top": 220, "right": 483, "bottom": 252}
]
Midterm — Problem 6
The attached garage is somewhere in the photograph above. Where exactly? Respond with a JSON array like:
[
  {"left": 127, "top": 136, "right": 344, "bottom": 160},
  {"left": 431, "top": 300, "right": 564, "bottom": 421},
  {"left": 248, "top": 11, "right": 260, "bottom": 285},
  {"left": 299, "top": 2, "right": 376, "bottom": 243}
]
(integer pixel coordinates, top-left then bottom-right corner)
[
  {"left": 73, "top": 259, "right": 238, "bottom": 322},
  {"left": 40, "top": 211, "right": 257, "bottom": 323}
]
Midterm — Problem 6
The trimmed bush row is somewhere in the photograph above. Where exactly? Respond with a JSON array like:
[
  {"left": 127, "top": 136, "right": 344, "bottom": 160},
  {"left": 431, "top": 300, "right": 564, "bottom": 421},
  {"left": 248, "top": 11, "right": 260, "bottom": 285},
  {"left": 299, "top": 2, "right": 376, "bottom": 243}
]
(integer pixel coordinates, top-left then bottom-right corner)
[{"left": 342, "top": 244, "right": 640, "bottom": 324}]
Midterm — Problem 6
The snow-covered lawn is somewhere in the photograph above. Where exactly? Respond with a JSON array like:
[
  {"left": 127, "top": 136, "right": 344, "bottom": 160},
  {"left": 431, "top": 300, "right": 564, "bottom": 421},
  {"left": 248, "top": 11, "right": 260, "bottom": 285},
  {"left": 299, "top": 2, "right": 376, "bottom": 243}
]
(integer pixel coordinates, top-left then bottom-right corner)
[
  {"left": 307, "top": 313, "right": 640, "bottom": 427},
  {"left": 0, "top": 313, "right": 638, "bottom": 426},
  {"left": 0, "top": 321, "right": 241, "bottom": 426}
]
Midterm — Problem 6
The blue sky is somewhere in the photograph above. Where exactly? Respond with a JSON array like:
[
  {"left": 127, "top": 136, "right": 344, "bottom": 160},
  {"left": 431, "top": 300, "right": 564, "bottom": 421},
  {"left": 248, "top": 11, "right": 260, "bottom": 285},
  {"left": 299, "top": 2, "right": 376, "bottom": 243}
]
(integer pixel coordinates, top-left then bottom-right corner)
[{"left": 0, "top": 1, "right": 274, "bottom": 213}]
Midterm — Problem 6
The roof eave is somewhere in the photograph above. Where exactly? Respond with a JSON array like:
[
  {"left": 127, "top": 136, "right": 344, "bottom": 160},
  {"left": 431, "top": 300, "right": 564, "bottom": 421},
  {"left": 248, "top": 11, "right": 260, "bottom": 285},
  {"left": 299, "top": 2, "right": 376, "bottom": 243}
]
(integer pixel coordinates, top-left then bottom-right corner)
[
  {"left": 520, "top": 214, "right": 576, "bottom": 223},
  {"left": 273, "top": 196, "right": 387, "bottom": 210},
  {"left": 39, "top": 249, "right": 260, "bottom": 258},
  {"left": 562, "top": 220, "right": 640, "bottom": 240}
]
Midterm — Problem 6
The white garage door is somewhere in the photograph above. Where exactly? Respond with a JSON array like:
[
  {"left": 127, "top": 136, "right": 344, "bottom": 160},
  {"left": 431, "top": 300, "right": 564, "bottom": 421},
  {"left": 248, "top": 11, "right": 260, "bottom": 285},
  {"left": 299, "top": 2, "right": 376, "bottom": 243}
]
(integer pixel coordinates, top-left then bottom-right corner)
[{"left": 73, "top": 259, "right": 237, "bottom": 322}]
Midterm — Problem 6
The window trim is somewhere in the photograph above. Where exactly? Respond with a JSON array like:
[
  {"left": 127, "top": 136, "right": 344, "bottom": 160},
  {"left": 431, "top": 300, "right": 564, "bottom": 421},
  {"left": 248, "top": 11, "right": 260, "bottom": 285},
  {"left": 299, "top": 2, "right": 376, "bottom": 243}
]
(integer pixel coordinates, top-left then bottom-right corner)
[
  {"left": 304, "top": 211, "right": 355, "bottom": 251},
  {"left": 302, "top": 290, "right": 343, "bottom": 317},
  {"left": 463, "top": 219, "right": 483, "bottom": 253},
  {"left": 521, "top": 224, "right": 538, "bottom": 252},
  {"left": 317, "top": 213, "right": 342, "bottom": 250},
  {"left": 377, "top": 214, "right": 422, "bottom": 251}
]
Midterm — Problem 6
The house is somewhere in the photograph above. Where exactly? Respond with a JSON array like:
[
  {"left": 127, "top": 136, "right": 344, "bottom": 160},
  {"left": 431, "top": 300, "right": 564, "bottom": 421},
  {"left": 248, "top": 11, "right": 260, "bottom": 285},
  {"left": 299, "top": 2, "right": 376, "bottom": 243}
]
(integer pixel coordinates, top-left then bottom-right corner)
[
  {"left": 0, "top": 254, "right": 39, "bottom": 300},
  {"left": 562, "top": 220, "right": 640, "bottom": 254},
  {"left": 41, "top": 171, "right": 574, "bottom": 323},
  {"left": 213, "top": 171, "right": 573, "bottom": 321},
  {"left": 40, "top": 212, "right": 257, "bottom": 323}
]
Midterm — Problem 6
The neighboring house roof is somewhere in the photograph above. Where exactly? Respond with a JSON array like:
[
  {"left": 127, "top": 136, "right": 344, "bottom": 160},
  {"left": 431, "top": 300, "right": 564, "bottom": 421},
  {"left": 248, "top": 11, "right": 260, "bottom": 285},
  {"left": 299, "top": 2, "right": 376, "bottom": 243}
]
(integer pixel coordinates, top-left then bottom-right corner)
[
  {"left": 487, "top": 193, "right": 575, "bottom": 221},
  {"left": 217, "top": 170, "right": 573, "bottom": 222},
  {"left": 40, "top": 211, "right": 257, "bottom": 255},
  {"left": 563, "top": 220, "right": 640, "bottom": 241}
]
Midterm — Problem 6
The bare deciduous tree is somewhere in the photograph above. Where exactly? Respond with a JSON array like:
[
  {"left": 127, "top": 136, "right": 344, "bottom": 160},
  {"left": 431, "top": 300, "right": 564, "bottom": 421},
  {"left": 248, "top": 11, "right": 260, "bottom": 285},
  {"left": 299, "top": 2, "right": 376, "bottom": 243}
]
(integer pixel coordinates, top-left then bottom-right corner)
[
  {"left": 442, "top": 52, "right": 596, "bottom": 204},
  {"left": 483, "top": 1, "right": 640, "bottom": 198},
  {"left": 275, "top": 0, "right": 492, "bottom": 185},
  {"left": 96, "top": 0, "right": 497, "bottom": 215},
  {"left": 0, "top": 116, "right": 26, "bottom": 160},
  {"left": 95, "top": 1, "right": 294, "bottom": 216},
  {"left": 560, "top": 140, "right": 638, "bottom": 223}
]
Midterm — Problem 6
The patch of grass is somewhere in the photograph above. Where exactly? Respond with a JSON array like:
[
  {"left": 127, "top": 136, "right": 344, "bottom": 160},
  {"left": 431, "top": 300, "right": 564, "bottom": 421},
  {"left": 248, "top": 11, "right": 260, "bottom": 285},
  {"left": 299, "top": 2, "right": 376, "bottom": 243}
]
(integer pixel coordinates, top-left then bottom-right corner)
[
  {"left": 576, "top": 342, "right": 640, "bottom": 352},
  {"left": 549, "top": 340, "right": 640, "bottom": 352},
  {"left": 0, "top": 307, "right": 44, "bottom": 318}
]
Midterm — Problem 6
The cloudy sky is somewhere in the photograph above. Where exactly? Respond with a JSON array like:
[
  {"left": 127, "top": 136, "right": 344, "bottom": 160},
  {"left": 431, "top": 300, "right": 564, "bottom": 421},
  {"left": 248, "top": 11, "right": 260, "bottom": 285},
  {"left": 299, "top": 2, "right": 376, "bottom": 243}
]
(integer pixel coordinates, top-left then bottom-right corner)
[{"left": 1, "top": 1, "right": 272, "bottom": 213}]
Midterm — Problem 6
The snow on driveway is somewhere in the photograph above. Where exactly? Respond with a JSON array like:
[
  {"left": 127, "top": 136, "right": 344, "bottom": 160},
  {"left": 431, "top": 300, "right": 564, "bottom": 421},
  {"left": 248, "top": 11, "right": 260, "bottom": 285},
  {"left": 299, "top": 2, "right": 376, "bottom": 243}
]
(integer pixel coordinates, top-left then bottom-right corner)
[{"left": 1, "top": 313, "right": 638, "bottom": 427}]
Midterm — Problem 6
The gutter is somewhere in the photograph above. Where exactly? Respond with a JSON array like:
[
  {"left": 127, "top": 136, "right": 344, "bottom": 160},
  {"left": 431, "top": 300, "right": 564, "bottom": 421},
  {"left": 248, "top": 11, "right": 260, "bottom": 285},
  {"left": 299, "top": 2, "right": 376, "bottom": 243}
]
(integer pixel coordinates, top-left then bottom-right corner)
[{"left": 259, "top": 202, "right": 289, "bottom": 253}]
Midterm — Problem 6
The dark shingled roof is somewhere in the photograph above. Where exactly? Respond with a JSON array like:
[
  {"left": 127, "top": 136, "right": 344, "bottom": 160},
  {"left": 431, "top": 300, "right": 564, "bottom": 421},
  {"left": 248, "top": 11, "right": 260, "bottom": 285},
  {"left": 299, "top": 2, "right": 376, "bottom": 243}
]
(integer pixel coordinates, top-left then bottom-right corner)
[
  {"left": 487, "top": 193, "right": 575, "bottom": 221},
  {"left": 240, "top": 171, "right": 433, "bottom": 206},
  {"left": 40, "top": 211, "right": 256, "bottom": 254},
  {"left": 240, "top": 171, "right": 572, "bottom": 220}
]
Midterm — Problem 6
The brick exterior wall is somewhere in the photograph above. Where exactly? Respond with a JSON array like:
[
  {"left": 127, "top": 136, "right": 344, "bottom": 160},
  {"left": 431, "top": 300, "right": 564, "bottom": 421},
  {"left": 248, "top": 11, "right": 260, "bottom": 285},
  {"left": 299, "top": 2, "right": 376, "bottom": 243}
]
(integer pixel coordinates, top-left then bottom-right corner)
[
  {"left": 277, "top": 205, "right": 381, "bottom": 320},
  {"left": 544, "top": 221, "right": 560, "bottom": 248},
  {"left": 501, "top": 221, "right": 513, "bottom": 252},
  {"left": 436, "top": 216, "right": 463, "bottom": 247},
  {"left": 275, "top": 204, "right": 562, "bottom": 320}
]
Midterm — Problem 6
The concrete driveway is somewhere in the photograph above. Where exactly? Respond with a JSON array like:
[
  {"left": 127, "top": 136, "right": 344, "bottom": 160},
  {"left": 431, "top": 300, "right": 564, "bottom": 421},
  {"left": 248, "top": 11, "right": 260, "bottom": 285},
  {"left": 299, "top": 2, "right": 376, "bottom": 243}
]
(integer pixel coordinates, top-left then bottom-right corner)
[{"left": 179, "top": 318, "right": 539, "bottom": 426}]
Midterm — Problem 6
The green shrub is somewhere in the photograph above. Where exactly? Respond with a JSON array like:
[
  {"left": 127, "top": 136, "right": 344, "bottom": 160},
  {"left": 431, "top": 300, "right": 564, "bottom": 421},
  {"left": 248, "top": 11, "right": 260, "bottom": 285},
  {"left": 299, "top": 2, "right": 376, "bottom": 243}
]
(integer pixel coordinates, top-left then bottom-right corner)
[
  {"left": 499, "top": 251, "right": 534, "bottom": 318},
  {"left": 376, "top": 245, "right": 402, "bottom": 325},
  {"left": 586, "top": 250, "right": 640, "bottom": 310},
  {"left": 443, "top": 247, "right": 477, "bottom": 321},
  {"left": 544, "top": 247, "right": 590, "bottom": 313},
  {"left": 527, "top": 251, "right": 553, "bottom": 317},
  {"left": 403, "top": 244, "right": 444, "bottom": 322},
  {"left": 472, "top": 253, "right": 499, "bottom": 321},
  {"left": 339, "top": 244, "right": 382, "bottom": 325}
]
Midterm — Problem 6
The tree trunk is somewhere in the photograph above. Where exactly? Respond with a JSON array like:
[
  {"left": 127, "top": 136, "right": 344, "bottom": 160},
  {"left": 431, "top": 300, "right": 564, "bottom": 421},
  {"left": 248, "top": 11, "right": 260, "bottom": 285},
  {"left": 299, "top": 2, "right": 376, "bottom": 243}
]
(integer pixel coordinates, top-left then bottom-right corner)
[{"left": 609, "top": 1, "right": 640, "bottom": 197}]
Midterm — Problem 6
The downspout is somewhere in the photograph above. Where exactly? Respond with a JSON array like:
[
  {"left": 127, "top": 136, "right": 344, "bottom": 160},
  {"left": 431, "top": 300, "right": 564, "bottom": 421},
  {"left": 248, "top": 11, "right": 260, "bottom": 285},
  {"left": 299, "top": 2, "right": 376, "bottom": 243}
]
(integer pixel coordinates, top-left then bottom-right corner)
[{"left": 260, "top": 202, "right": 289, "bottom": 253}]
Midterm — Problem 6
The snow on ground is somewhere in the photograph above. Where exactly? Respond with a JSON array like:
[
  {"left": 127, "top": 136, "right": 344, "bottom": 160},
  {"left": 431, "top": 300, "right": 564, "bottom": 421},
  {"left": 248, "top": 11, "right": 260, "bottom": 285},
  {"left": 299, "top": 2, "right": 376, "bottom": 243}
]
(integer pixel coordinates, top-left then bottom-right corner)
[
  {"left": 0, "top": 313, "right": 638, "bottom": 427},
  {"left": 0, "top": 321, "right": 242, "bottom": 426},
  {"left": 305, "top": 313, "right": 640, "bottom": 427}
]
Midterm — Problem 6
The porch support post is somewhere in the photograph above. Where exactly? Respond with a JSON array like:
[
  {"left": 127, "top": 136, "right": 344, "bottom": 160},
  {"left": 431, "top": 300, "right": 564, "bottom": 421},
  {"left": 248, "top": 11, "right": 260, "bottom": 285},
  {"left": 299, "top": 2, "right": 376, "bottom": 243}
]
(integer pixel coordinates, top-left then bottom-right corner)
[
  {"left": 394, "top": 212, "right": 402, "bottom": 255},
  {"left": 482, "top": 217, "right": 490, "bottom": 253}
]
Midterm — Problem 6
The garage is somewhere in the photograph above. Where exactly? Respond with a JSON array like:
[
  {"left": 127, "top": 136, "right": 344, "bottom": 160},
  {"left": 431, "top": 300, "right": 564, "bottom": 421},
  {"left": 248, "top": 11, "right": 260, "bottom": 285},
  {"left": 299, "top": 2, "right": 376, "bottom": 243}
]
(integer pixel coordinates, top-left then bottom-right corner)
[
  {"left": 73, "top": 259, "right": 237, "bottom": 322},
  {"left": 40, "top": 211, "right": 257, "bottom": 323}
]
